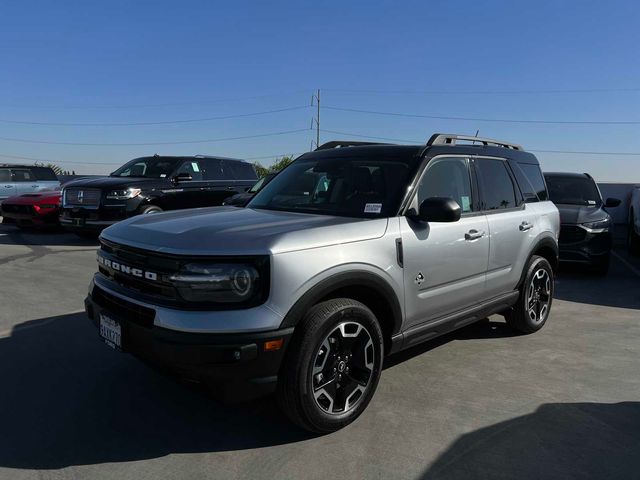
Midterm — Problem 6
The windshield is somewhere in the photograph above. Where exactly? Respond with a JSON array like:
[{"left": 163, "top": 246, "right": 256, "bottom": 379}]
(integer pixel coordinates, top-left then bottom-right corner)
[
  {"left": 248, "top": 155, "right": 416, "bottom": 218},
  {"left": 111, "top": 157, "right": 182, "bottom": 178},
  {"left": 545, "top": 175, "right": 602, "bottom": 206}
]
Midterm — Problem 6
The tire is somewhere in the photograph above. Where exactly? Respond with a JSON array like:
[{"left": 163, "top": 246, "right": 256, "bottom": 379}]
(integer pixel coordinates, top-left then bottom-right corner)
[
  {"left": 628, "top": 213, "right": 640, "bottom": 256},
  {"left": 504, "top": 255, "right": 554, "bottom": 334},
  {"left": 139, "top": 205, "right": 163, "bottom": 215},
  {"left": 277, "top": 298, "right": 384, "bottom": 433},
  {"left": 591, "top": 253, "right": 610, "bottom": 276}
]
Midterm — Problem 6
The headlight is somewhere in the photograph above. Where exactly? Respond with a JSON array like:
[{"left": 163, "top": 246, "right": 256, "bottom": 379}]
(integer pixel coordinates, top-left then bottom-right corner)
[
  {"left": 106, "top": 187, "right": 141, "bottom": 200},
  {"left": 582, "top": 218, "right": 610, "bottom": 233},
  {"left": 170, "top": 263, "right": 261, "bottom": 303}
]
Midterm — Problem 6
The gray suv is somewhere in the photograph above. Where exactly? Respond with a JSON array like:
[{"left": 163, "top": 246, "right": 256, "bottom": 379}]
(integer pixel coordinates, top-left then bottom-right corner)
[{"left": 84, "top": 134, "right": 560, "bottom": 433}]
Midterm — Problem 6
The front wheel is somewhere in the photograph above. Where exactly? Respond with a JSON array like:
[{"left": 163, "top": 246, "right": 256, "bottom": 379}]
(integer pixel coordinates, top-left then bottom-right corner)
[
  {"left": 139, "top": 205, "right": 163, "bottom": 215},
  {"left": 504, "top": 255, "right": 554, "bottom": 334},
  {"left": 277, "top": 298, "right": 383, "bottom": 433}
]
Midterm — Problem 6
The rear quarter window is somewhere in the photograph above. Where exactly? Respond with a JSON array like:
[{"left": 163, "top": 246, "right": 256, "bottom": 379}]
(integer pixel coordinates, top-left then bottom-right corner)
[
  {"left": 226, "top": 162, "right": 257, "bottom": 180},
  {"left": 32, "top": 167, "right": 58, "bottom": 181},
  {"left": 517, "top": 163, "right": 548, "bottom": 201}
]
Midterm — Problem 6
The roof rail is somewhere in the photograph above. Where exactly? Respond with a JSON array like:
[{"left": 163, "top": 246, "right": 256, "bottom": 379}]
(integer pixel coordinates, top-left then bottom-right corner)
[
  {"left": 427, "top": 133, "right": 523, "bottom": 151},
  {"left": 315, "top": 140, "right": 393, "bottom": 151}
]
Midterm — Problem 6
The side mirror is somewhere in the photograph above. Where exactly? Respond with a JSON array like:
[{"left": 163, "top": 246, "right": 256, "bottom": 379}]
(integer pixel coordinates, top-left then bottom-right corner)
[
  {"left": 172, "top": 172, "right": 193, "bottom": 184},
  {"left": 605, "top": 197, "right": 621, "bottom": 208},
  {"left": 409, "top": 197, "right": 462, "bottom": 223}
]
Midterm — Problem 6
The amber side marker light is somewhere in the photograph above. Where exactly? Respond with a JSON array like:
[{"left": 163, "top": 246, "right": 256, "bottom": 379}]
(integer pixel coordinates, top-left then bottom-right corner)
[{"left": 264, "top": 339, "right": 284, "bottom": 351}]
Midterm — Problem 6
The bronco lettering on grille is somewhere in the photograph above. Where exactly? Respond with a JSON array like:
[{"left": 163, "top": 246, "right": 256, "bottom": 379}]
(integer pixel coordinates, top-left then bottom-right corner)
[{"left": 97, "top": 254, "right": 158, "bottom": 281}]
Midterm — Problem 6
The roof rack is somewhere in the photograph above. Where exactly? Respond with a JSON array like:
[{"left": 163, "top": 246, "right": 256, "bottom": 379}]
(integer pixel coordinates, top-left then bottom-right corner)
[
  {"left": 427, "top": 133, "right": 523, "bottom": 151},
  {"left": 315, "top": 140, "right": 393, "bottom": 151}
]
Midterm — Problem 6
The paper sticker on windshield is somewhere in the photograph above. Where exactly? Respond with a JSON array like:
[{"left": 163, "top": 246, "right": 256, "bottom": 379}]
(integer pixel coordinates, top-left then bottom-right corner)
[
  {"left": 191, "top": 162, "right": 200, "bottom": 172},
  {"left": 461, "top": 196, "right": 471, "bottom": 212},
  {"left": 364, "top": 203, "right": 382, "bottom": 214},
  {"left": 587, "top": 200, "right": 596, "bottom": 205},
  {"left": 160, "top": 174, "right": 167, "bottom": 178}
]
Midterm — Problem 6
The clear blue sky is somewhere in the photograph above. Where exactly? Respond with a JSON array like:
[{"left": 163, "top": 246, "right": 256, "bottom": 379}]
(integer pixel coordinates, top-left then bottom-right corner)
[{"left": 0, "top": 0, "right": 639, "bottom": 180}]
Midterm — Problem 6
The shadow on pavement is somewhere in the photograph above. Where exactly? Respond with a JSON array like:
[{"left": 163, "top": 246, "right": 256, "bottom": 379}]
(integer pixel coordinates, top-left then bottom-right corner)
[
  {"left": 421, "top": 401, "right": 640, "bottom": 480},
  {"left": 0, "top": 223, "right": 98, "bottom": 247},
  {"left": 0, "top": 313, "right": 310, "bottom": 470}
]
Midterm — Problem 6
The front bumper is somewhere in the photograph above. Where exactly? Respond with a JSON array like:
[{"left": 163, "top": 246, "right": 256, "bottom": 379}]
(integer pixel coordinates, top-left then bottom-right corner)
[
  {"left": 0, "top": 208, "right": 59, "bottom": 227},
  {"left": 85, "top": 281, "right": 293, "bottom": 401},
  {"left": 559, "top": 226, "right": 612, "bottom": 264}
]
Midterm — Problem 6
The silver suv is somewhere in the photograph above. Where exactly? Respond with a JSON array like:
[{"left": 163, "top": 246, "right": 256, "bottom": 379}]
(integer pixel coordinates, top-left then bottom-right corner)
[{"left": 84, "top": 134, "right": 560, "bottom": 433}]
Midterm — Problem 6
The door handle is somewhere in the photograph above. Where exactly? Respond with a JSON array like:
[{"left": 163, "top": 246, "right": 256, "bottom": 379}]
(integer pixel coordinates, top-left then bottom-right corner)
[
  {"left": 226, "top": 186, "right": 235, "bottom": 190},
  {"left": 4, "top": 185, "right": 13, "bottom": 188},
  {"left": 465, "top": 229, "right": 485, "bottom": 241},
  {"left": 519, "top": 221, "right": 534, "bottom": 231}
]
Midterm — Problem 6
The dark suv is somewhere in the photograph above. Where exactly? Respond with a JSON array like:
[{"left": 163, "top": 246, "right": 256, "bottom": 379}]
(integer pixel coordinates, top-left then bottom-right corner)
[
  {"left": 60, "top": 155, "right": 257, "bottom": 235},
  {"left": 544, "top": 172, "right": 620, "bottom": 274}
]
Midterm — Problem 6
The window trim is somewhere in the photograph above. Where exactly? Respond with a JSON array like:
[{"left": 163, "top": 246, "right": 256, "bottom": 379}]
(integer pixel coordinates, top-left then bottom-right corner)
[
  {"left": 401, "top": 154, "right": 479, "bottom": 218},
  {"left": 472, "top": 156, "right": 525, "bottom": 214}
]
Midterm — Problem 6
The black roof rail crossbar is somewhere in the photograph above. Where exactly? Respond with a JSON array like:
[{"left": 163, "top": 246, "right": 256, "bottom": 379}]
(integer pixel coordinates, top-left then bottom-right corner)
[
  {"left": 315, "top": 140, "right": 393, "bottom": 151},
  {"left": 427, "top": 133, "right": 523, "bottom": 151}
]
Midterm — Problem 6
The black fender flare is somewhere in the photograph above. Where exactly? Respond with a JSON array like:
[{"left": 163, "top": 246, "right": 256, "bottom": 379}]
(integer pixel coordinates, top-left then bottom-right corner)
[
  {"left": 280, "top": 270, "right": 403, "bottom": 336},
  {"left": 518, "top": 235, "right": 559, "bottom": 288}
]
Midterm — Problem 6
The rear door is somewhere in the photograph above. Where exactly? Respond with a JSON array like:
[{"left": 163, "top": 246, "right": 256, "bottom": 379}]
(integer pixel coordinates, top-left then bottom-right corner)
[
  {"left": 10, "top": 168, "right": 37, "bottom": 195},
  {"left": 474, "top": 157, "right": 538, "bottom": 298},
  {"left": 0, "top": 168, "right": 16, "bottom": 201},
  {"left": 400, "top": 156, "right": 490, "bottom": 329}
]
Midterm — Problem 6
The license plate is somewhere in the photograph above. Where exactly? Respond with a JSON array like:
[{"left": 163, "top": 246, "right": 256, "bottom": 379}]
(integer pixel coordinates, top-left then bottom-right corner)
[
  {"left": 73, "top": 218, "right": 85, "bottom": 227},
  {"left": 99, "top": 314, "right": 122, "bottom": 349}
]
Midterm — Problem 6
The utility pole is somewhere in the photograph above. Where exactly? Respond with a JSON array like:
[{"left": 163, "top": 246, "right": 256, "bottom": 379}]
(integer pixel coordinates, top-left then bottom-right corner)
[{"left": 311, "top": 89, "right": 320, "bottom": 149}]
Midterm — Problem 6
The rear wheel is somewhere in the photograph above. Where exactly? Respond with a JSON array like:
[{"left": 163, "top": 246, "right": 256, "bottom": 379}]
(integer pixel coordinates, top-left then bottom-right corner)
[
  {"left": 504, "top": 255, "right": 554, "bottom": 334},
  {"left": 277, "top": 298, "right": 383, "bottom": 433}
]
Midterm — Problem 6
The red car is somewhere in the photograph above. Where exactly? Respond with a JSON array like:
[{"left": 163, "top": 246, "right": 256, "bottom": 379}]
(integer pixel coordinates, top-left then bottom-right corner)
[{"left": 1, "top": 190, "right": 62, "bottom": 228}]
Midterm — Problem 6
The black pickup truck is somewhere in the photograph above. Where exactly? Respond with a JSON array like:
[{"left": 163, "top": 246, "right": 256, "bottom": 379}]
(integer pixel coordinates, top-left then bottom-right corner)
[{"left": 60, "top": 155, "right": 257, "bottom": 235}]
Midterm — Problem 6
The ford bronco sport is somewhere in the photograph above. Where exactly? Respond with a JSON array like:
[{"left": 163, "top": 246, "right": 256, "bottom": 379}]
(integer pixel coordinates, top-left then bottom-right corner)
[{"left": 85, "top": 134, "right": 560, "bottom": 433}]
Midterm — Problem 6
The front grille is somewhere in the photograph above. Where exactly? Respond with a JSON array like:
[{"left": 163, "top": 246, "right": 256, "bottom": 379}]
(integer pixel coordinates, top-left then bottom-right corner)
[
  {"left": 559, "top": 225, "right": 587, "bottom": 244},
  {"left": 64, "top": 188, "right": 101, "bottom": 208},
  {"left": 92, "top": 285, "right": 156, "bottom": 328},
  {"left": 1, "top": 204, "right": 33, "bottom": 214},
  {"left": 99, "top": 239, "right": 180, "bottom": 301}
]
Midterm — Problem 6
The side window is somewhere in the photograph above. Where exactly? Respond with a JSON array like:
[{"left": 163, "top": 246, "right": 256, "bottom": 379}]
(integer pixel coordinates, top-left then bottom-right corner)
[
  {"left": 176, "top": 160, "right": 204, "bottom": 181},
  {"left": 11, "top": 169, "right": 34, "bottom": 182},
  {"left": 475, "top": 159, "right": 517, "bottom": 210},
  {"left": 0, "top": 168, "right": 11, "bottom": 182},
  {"left": 33, "top": 167, "right": 58, "bottom": 181},
  {"left": 519, "top": 163, "right": 548, "bottom": 201},
  {"left": 226, "top": 162, "right": 257, "bottom": 180},
  {"left": 201, "top": 158, "right": 224, "bottom": 181},
  {"left": 414, "top": 157, "right": 474, "bottom": 212}
]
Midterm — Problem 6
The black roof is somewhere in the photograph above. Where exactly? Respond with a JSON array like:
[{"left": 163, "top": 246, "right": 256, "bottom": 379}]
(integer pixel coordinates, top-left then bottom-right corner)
[
  {"left": 0, "top": 163, "right": 46, "bottom": 168},
  {"left": 131, "top": 155, "right": 249, "bottom": 164},
  {"left": 307, "top": 133, "right": 540, "bottom": 165},
  {"left": 543, "top": 172, "right": 590, "bottom": 178}
]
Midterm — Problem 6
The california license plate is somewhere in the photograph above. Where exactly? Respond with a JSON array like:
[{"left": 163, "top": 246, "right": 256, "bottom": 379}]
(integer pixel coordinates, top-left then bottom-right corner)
[{"left": 99, "top": 314, "right": 122, "bottom": 349}]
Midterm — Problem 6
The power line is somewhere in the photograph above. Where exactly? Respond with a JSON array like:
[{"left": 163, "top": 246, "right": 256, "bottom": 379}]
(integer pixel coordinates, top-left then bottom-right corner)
[
  {"left": 0, "top": 127, "right": 311, "bottom": 146},
  {"left": 324, "top": 87, "right": 640, "bottom": 95},
  {"left": 323, "top": 105, "right": 640, "bottom": 125},
  {"left": 0, "top": 105, "right": 310, "bottom": 127},
  {"left": 320, "top": 129, "right": 640, "bottom": 156},
  {"left": 0, "top": 90, "right": 311, "bottom": 109},
  {"left": 0, "top": 151, "right": 307, "bottom": 166}
]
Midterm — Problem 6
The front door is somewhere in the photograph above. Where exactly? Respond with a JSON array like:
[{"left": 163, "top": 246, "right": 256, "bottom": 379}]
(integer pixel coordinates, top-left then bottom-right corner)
[
  {"left": 173, "top": 160, "right": 208, "bottom": 208},
  {"left": 400, "top": 156, "right": 489, "bottom": 329},
  {"left": 11, "top": 168, "right": 38, "bottom": 194}
]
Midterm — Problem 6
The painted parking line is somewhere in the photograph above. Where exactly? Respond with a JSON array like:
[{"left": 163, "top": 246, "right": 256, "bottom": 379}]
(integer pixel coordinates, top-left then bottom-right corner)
[{"left": 612, "top": 251, "right": 640, "bottom": 278}]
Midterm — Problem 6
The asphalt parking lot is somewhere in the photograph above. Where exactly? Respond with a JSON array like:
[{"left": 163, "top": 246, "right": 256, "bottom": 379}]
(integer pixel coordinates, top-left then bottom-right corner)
[{"left": 0, "top": 223, "right": 639, "bottom": 480}]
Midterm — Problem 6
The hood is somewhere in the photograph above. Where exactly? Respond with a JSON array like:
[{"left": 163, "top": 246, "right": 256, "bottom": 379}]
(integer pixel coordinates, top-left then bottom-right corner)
[
  {"left": 4, "top": 191, "right": 61, "bottom": 205},
  {"left": 101, "top": 207, "right": 389, "bottom": 255},
  {"left": 63, "top": 176, "right": 163, "bottom": 189},
  {"left": 556, "top": 204, "right": 609, "bottom": 224}
]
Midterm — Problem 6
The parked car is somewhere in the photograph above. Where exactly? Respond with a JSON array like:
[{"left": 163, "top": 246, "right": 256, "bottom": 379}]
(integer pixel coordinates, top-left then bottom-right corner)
[
  {"left": 60, "top": 155, "right": 257, "bottom": 236},
  {"left": 222, "top": 172, "right": 277, "bottom": 207},
  {"left": 0, "top": 164, "right": 60, "bottom": 203},
  {"left": 544, "top": 172, "right": 620, "bottom": 274},
  {"left": 629, "top": 186, "right": 640, "bottom": 255},
  {"left": 84, "top": 134, "right": 559, "bottom": 433},
  {"left": 0, "top": 190, "right": 62, "bottom": 228}
]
